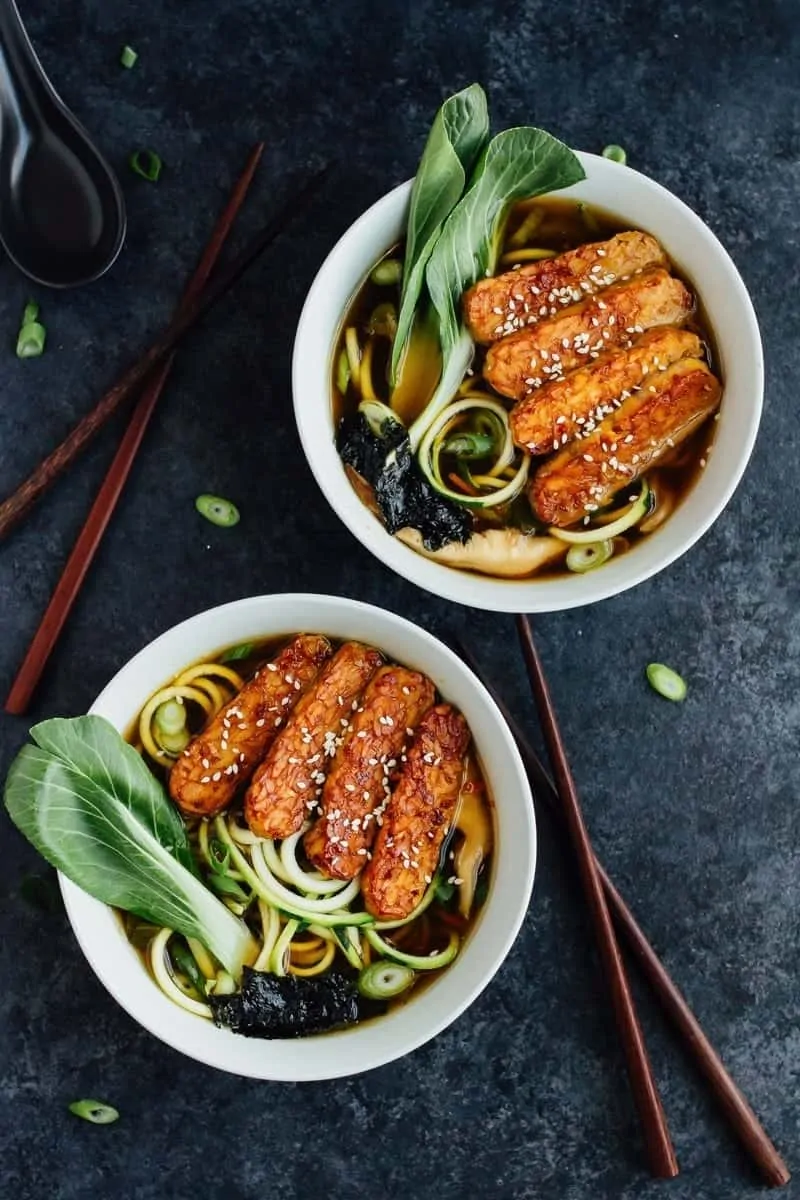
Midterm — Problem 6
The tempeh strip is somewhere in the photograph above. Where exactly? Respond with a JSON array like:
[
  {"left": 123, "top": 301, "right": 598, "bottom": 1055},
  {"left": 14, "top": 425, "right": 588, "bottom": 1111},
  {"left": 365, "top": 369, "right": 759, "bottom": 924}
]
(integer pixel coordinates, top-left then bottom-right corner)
[{"left": 304, "top": 666, "right": 435, "bottom": 879}]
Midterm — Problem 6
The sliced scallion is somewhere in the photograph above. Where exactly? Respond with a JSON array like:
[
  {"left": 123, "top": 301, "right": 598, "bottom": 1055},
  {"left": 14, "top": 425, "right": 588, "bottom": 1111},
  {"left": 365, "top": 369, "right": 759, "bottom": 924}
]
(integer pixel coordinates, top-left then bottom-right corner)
[
  {"left": 120, "top": 45, "right": 138, "bottom": 69},
  {"left": 566, "top": 540, "right": 614, "bottom": 573},
  {"left": 335, "top": 348, "right": 351, "bottom": 394},
  {"left": 370, "top": 258, "right": 402, "bottom": 287},
  {"left": 68, "top": 1100, "right": 119, "bottom": 1125},
  {"left": 357, "top": 961, "right": 415, "bottom": 1000},
  {"left": 195, "top": 495, "right": 240, "bottom": 527},
  {"left": 646, "top": 663, "right": 687, "bottom": 703},
  {"left": 220, "top": 642, "right": 254, "bottom": 663},
  {"left": 602, "top": 144, "right": 627, "bottom": 165},
  {"left": 16, "top": 299, "right": 46, "bottom": 359},
  {"left": 129, "top": 148, "right": 162, "bottom": 182}
]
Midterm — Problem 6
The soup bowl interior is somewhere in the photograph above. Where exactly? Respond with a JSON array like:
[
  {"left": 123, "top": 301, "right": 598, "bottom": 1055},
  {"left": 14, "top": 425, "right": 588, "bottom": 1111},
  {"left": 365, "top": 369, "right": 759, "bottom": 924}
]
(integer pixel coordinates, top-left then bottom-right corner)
[
  {"left": 60, "top": 593, "right": 536, "bottom": 1081},
  {"left": 293, "top": 153, "right": 763, "bottom": 613}
]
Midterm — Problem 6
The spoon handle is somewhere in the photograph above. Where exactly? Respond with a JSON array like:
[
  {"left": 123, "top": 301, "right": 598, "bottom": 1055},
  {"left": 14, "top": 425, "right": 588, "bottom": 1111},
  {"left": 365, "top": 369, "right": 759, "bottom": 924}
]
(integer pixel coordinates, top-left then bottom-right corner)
[{"left": 0, "top": 0, "right": 45, "bottom": 120}]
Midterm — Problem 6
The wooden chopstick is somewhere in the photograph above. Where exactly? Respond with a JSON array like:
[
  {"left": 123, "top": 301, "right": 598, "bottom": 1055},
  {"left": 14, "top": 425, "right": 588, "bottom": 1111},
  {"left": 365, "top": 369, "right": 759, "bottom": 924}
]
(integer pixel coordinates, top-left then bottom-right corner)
[
  {"left": 453, "top": 635, "right": 790, "bottom": 1188},
  {"left": 0, "top": 158, "right": 332, "bottom": 545},
  {"left": 516, "top": 614, "right": 679, "bottom": 1179},
  {"left": 4, "top": 145, "right": 266, "bottom": 717}
]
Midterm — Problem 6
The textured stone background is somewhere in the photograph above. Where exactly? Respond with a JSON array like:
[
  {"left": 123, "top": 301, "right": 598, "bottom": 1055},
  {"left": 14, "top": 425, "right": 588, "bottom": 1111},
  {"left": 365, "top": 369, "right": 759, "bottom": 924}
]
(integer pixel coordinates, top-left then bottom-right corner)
[{"left": 0, "top": 1, "right": 797, "bottom": 1197}]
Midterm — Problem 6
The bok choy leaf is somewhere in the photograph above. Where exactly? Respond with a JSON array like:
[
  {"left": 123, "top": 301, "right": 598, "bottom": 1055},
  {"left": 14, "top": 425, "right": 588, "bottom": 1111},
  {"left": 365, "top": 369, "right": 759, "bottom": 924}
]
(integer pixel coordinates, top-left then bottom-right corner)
[
  {"left": 390, "top": 83, "right": 489, "bottom": 386},
  {"left": 408, "top": 127, "right": 586, "bottom": 450},
  {"left": 4, "top": 716, "right": 257, "bottom": 979}
]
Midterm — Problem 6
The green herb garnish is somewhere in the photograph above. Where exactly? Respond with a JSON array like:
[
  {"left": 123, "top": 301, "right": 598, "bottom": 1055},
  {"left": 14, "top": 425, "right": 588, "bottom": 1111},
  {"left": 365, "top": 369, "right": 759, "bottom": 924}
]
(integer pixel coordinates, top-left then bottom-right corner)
[{"left": 120, "top": 45, "right": 138, "bottom": 69}]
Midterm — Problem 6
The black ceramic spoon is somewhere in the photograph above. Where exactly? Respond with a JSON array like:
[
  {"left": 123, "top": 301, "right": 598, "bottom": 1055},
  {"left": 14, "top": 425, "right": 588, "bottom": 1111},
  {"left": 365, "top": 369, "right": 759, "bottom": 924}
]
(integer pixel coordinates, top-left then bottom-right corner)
[{"left": 0, "top": 0, "right": 125, "bottom": 287}]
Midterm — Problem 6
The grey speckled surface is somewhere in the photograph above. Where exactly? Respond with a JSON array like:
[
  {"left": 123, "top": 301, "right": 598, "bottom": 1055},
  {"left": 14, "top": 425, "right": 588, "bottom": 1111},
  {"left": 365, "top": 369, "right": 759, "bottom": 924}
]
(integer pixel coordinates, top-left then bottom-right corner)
[{"left": 0, "top": 1, "right": 797, "bottom": 1197}]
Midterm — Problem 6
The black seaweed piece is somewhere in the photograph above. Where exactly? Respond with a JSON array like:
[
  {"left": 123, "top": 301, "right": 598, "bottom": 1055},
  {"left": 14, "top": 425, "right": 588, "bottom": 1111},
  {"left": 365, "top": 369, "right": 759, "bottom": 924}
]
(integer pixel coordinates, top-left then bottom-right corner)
[
  {"left": 337, "top": 412, "right": 405, "bottom": 483},
  {"left": 209, "top": 968, "right": 360, "bottom": 1039},
  {"left": 337, "top": 413, "right": 472, "bottom": 552}
]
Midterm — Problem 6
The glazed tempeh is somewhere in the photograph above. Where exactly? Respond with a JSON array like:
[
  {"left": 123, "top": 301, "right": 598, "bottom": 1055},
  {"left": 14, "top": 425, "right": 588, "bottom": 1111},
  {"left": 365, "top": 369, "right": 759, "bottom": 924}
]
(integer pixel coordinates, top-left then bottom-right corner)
[
  {"left": 510, "top": 327, "right": 703, "bottom": 456},
  {"left": 464, "top": 230, "right": 666, "bottom": 344},
  {"left": 303, "top": 665, "right": 436, "bottom": 880},
  {"left": 169, "top": 635, "right": 332, "bottom": 818},
  {"left": 362, "top": 705, "right": 469, "bottom": 921},
  {"left": 484, "top": 269, "right": 694, "bottom": 402},
  {"left": 530, "top": 358, "right": 721, "bottom": 527},
  {"left": 244, "top": 642, "right": 383, "bottom": 839}
]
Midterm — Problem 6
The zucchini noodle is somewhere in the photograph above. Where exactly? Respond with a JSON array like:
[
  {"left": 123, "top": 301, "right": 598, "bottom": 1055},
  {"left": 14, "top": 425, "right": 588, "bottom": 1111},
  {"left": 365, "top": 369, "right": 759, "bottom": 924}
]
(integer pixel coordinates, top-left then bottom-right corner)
[
  {"left": 418, "top": 396, "right": 530, "bottom": 509},
  {"left": 139, "top": 775, "right": 463, "bottom": 1017},
  {"left": 149, "top": 929, "right": 213, "bottom": 1018}
]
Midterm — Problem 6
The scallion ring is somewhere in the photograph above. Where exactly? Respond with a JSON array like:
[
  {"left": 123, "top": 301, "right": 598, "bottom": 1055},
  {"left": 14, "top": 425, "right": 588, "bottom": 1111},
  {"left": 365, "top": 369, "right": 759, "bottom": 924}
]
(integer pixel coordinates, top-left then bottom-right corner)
[
  {"left": 16, "top": 322, "right": 46, "bottom": 358},
  {"left": 549, "top": 480, "right": 651, "bottom": 543},
  {"left": 370, "top": 258, "right": 402, "bottom": 287},
  {"left": 602, "top": 144, "right": 627, "bottom": 164},
  {"left": 120, "top": 45, "right": 138, "bottom": 68},
  {"left": 195, "top": 494, "right": 240, "bottom": 527},
  {"left": 335, "top": 348, "right": 350, "bottom": 394},
  {"left": 129, "top": 148, "right": 162, "bottom": 182},
  {"left": 566, "top": 540, "right": 614, "bottom": 573},
  {"left": 646, "top": 663, "right": 687, "bottom": 702},
  {"left": 68, "top": 1100, "right": 120, "bottom": 1125},
  {"left": 358, "top": 961, "right": 415, "bottom": 1000}
]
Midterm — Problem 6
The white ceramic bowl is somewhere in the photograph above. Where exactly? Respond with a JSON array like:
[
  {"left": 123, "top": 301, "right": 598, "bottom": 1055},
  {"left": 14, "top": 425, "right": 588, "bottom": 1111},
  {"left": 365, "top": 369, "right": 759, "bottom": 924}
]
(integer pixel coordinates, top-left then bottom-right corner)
[
  {"left": 293, "top": 154, "right": 763, "bottom": 613},
  {"left": 60, "top": 594, "right": 536, "bottom": 1080}
]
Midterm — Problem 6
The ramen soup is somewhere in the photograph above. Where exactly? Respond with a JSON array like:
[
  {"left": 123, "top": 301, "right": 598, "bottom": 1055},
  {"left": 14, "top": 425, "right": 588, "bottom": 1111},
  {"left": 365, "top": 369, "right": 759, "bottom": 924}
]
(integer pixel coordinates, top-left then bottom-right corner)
[
  {"left": 121, "top": 635, "right": 493, "bottom": 1038},
  {"left": 334, "top": 115, "right": 722, "bottom": 582}
]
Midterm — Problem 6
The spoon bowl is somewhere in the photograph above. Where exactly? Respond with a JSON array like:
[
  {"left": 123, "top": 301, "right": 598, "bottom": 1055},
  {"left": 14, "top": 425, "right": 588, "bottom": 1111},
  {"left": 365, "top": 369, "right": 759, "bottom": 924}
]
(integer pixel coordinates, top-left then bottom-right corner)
[{"left": 0, "top": 0, "right": 126, "bottom": 287}]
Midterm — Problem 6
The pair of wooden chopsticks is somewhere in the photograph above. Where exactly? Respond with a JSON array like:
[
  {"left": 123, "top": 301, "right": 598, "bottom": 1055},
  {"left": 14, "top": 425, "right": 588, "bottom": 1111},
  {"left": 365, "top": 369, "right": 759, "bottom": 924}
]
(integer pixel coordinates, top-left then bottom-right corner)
[
  {"left": 4, "top": 148, "right": 331, "bottom": 715},
  {"left": 456, "top": 626, "right": 789, "bottom": 1186}
]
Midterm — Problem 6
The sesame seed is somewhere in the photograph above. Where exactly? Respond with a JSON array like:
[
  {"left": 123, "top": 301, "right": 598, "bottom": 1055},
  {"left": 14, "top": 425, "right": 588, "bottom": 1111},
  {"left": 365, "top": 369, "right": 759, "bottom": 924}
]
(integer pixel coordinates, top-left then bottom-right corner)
[
  {"left": 202, "top": 758, "right": 209, "bottom": 769},
  {"left": 212, "top": 771, "right": 221, "bottom": 782},
  {"left": 200, "top": 776, "right": 210, "bottom": 784}
]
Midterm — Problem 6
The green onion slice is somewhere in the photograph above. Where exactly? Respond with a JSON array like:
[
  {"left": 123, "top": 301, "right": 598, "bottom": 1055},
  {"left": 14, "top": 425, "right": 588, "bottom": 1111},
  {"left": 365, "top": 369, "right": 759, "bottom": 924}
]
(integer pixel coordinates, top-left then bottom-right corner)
[
  {"left": 68, "top": 1100, "right": 120, "bottom": 1125},
  {"left": 195, "top": 495, "right": 240, "bottom": 527},
  {"left": 120, "top": 45, "right": 138, "bottom": 69},
  {"left": 22, "top": 301, "right": 39, "bottom": 325},
  {"left": 646, "top": 663, "right": 687, "bottom": 702},
  {"left": 220, "top": 642, "right": 254, "bottom": 663},
  {"left": 16, "top": 321, "right": 46, "bottom": 359},
  {"left": 358, "top": 961, "right": 415, "bottom": 1000},
  {"left": 129, "top": 149, "right": 162, "bottom": 182},
  {"left": 566, "top": 540, "right": 614, "bottom": 573},
  {"left": 335, "top": 347, "right": 351, "bottom": 394},
  {"left": 370, "top": 258, "right": 402, "bottom": 287},
  {"left": 602, "top": 144, "right": 627, "bottom": 164}
]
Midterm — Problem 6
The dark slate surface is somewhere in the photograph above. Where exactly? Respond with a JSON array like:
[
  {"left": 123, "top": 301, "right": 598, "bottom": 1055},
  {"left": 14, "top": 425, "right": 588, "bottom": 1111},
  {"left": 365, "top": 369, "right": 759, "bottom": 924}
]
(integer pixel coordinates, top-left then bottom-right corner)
[{"left": 0, "top": 1, "right": 797, "bottom": 1197}]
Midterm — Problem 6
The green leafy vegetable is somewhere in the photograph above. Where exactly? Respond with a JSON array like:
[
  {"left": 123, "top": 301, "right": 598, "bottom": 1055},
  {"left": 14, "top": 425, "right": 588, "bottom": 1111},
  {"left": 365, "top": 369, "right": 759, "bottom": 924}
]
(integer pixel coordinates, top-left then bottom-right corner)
[
  {"left": 390, "top": 83, "right": 489, "bottom": 385},
  {"left": 4, "top": 716, "right": 256, "bottom": 978},
  {"left": 220, "top": 642, "right": 254, "bottom": 663},
  {"left": 410, "top": 127, "right": 585, "bottom": 450}
]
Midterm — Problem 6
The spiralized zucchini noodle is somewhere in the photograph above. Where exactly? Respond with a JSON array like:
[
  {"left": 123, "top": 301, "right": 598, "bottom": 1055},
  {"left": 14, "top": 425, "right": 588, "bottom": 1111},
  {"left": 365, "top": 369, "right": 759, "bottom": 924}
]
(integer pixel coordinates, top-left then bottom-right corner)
[{"left": 133, "top": 665, "right": 460, "bottom": 1018}]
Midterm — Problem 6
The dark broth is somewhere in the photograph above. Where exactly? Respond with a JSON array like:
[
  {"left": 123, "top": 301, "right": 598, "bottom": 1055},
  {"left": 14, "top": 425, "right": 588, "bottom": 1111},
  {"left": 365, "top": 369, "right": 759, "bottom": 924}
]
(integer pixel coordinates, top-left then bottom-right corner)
[
  {"left": 123, "top": 635, "right": 495, "bottom": 1027},
  {"left": 333, "top": 197, "right": 720, "bottom": 577}
]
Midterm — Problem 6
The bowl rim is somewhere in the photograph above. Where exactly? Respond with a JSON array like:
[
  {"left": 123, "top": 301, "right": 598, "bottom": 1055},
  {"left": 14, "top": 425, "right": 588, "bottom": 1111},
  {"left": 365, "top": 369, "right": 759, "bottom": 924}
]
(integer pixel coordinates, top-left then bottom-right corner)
[
  {"left": 58, "top": 593, "right": 537, "bottom": 1080},
  {"left": 292, "top": 152, "right": 764, "bottom": 613}
]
